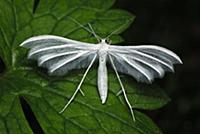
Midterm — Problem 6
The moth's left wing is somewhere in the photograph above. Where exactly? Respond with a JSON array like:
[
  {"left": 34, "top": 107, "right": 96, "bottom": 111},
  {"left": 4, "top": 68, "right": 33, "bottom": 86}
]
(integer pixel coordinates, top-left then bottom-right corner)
[
  {"left": 20, "top": 35, "right": 98, "bottom": 76},
  {"left": 108, "top": 45, "right": 182, "bottom": 83}
]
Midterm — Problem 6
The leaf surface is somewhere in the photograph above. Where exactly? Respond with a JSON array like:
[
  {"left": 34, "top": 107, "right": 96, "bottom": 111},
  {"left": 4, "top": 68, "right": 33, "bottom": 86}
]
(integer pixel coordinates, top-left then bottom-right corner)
[{"left": 0, "top": 0, "right": 169, "bottom": 133}]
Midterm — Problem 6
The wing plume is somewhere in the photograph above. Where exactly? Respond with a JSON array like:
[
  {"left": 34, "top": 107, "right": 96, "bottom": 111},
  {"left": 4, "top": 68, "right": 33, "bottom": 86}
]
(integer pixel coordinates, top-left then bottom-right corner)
[
  {"left": 20, "top": 35, "right": 97, "bottom": 76},
  {"left": 109, "top": 53, "right": 153, "bottom": 83},
  {"left": 109, "top": 45, "right": 182, "bottom": 83}
]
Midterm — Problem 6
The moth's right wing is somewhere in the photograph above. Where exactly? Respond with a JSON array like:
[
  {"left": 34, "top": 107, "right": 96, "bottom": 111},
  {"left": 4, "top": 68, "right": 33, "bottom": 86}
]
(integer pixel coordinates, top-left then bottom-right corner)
[
  {"left": 108, "top": 45, "right": 182, "bottom": 83},
  {"left": 20, "top": 35, "right": 98, "bottom": 76}
]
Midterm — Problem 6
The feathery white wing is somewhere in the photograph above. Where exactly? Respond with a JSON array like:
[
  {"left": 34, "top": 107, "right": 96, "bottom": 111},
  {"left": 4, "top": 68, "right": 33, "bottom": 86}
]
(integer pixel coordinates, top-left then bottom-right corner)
[
  {"left": 108, "top": 45, "right": 182, "bottom": 83},
  {"left": 20, "top": 35, "right": 98, "bottom": 76},
  {"left": 20, "top": 34, "right": 182, "bottom": 122}
]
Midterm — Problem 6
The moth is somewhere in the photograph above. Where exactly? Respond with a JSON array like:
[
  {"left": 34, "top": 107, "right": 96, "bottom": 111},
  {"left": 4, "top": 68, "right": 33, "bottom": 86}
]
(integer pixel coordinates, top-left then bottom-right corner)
[{"left": 20, "top": 21, "right": 182, "bottom": 121}]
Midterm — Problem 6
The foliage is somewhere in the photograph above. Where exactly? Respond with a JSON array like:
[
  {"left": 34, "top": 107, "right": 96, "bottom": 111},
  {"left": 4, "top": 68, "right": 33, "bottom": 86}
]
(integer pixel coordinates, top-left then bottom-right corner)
[{"left": 0, "top": 0, "right": 170, "bottom": 133}]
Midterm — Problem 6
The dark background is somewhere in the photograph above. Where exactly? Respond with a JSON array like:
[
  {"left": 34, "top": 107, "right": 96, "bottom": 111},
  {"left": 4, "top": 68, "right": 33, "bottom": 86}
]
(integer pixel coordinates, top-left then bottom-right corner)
[
  {"left": 0, "top": 0, "right": 199, "bottom": 134},
  {"left": 115, "top": 0, "right": 200, "bottom": 133}
]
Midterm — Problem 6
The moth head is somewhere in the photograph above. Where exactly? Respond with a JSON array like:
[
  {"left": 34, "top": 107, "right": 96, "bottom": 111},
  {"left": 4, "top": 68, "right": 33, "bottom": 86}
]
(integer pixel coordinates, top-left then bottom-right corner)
[
  {"left": 100, "top": 38, "right": 111, "bottom": 45},
  {"left": 101, "top": 39, "right": 106, "bottom": 43}
]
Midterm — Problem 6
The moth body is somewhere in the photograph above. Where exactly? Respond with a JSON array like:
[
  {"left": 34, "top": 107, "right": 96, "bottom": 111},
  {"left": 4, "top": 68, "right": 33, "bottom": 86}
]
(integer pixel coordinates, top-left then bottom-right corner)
[{"left": 97, "top": 39, "right": 109, "bottom": 103}]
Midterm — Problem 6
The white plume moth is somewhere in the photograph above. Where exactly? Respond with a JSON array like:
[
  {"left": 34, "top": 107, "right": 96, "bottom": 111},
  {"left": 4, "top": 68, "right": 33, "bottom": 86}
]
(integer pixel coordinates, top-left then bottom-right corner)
[{"left": 20, "top": 19, "right": 182, "bottom": 122}]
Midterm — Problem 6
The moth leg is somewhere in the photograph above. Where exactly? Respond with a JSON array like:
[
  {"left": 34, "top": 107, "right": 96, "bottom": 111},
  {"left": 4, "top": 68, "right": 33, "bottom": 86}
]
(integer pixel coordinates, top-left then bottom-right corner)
[
  {"left": 78, "top": 74, "right": 90, "bottom": 81},
  {"left": 107, "top": 38, "right": 112, "bottom": 45},
  {"left": 109, "top": 55, "right": 136, "bottom": 122},
  {"left": 79, "top": 89, "right": 85, "bottom": 96},
  {"left": 59, "top": 54, "right": 97, "bottom": 114},
  {"left": 77, "top": 74, "right": 88, "bottom": 96},
  {"left": 116, "top": 90, "right": 122, "bottom": 96},
  {"left": 116, "top": 75, "right": 126, "bottom": 96}
]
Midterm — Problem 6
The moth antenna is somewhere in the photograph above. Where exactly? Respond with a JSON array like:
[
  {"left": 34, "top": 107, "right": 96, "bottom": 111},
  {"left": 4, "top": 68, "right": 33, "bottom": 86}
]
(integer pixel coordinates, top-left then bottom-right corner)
[
  {"left": 88, "top": 23, "right": 102, "bottom": 42},
  {"left": 105, "top": 20, "right": 132, "bottom": 40},
  {"left": 59, "top": 54, "right": 97, "bottom": 114},
  {"left": 68, "top": 17, "right": 101, "bottom": 42},
  {"left": 109, "top": 54, "right": 136, "bottom": 122},
  {"left": 69, "top": 17, "right": 92, "bottom": 33}
]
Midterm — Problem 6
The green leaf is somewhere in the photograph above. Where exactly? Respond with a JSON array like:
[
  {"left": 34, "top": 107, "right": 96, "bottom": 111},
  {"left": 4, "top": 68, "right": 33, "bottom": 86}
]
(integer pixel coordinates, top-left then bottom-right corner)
[{"left": 0, "top": 0, "right": 169, "bottom": 133}]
